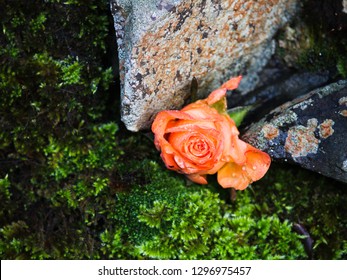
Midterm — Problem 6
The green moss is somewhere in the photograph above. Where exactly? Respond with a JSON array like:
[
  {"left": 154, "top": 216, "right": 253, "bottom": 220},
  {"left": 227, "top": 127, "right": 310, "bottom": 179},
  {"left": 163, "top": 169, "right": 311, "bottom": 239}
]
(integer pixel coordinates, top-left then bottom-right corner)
[
  {"left": 0, "top": 0, "right": 112, "bottom": 155},
  {"left": 252, "top": 164, "right": 347, "bottom": 259},
  {"left": 276, "top": 1, "right": 347, "bottom": 78},
  {"left": 0, "top": 0, "right": 117, "bottom": 259},
  {"left": 297, "top": 41, "right": 347, "bottom": 76},
  {"left": 0, "top": 175, "right": 11, "bottom": 201},
  {"left": 99, "top": 160, "right": 306, "bottom": 260}
]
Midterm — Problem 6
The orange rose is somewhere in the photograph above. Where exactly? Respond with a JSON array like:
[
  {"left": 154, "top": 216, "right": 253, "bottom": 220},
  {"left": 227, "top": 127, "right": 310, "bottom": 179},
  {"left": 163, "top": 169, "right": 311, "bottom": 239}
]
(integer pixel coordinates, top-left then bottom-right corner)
[{"left": 151, "top": 76, "right": 271, "bottom": 190}]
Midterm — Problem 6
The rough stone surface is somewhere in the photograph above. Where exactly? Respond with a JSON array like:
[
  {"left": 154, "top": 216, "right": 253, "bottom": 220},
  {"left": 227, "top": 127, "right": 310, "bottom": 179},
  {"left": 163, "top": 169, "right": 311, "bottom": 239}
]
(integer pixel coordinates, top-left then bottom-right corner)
[
  {"left": 110, "top": 0, "right": 299, "bottom": 131},
  {"left": 242, "top": 80, "right": 347, "bottom": 184},
  {"left": 228, "top": 69, "right": 330, "bottom": 126}
]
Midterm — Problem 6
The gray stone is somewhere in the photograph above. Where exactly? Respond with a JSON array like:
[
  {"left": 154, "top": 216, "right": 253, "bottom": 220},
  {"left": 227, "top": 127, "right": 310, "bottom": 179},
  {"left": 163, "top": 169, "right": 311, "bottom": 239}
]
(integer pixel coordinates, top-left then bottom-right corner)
[
  {"left": 110, "top": 0, "right": 299, "bottom": 131},
  {"left": 242, "top": 80, "right": 347, "bottom": 184},
  {"left": 228, "top": 70, "right": 330, "bottom": 125}
]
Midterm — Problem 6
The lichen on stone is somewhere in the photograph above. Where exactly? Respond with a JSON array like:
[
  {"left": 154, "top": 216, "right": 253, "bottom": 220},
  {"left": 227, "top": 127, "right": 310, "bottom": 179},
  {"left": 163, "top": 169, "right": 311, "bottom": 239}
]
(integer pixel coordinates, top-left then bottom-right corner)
[
  {"left": 272, "top": 110, "right": 298, "bottom": 127},
  {"left": 285, "top": 118, "right": 319, "bottom": 158},
  {"left": 339, "top": 110, "right": 347, "bottom": 117},
  {"left": 318, "top": 119, "right": 335, "bottom": 139},
  {"left": 339, "top": 96, "right": 347, "bottom": 106},
  {"left": 341, "top": 159, "right": 347, "bottom": 172},
  {"left": 262, "top": 123, "right": 280, "bottom": 140}
]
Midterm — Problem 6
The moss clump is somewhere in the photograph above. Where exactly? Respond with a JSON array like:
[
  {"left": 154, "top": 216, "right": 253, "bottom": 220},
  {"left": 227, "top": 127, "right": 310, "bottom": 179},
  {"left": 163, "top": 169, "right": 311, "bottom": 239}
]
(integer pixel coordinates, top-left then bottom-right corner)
[
  {"left": 0, "top": 0, "right": 113, "bottom": 155},
  {"left": 98, "top": 160, "right": 306, "bottom": 260},
  {"left": 0, "top": 122, "right": 123, "bottom": 259}
]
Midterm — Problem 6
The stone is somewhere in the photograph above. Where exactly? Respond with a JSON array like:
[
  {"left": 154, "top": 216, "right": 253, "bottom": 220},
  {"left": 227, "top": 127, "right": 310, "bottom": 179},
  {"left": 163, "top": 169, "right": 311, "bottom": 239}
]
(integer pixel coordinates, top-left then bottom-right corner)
[
  {"left": 241, "top": 80, "right": 347, "bottom": 184},
  {"left": 227, "top": 69, "right": 330, "bottom": 126},
  {"left": 110, "top": 0, "right": 299, "bottom": 131}
]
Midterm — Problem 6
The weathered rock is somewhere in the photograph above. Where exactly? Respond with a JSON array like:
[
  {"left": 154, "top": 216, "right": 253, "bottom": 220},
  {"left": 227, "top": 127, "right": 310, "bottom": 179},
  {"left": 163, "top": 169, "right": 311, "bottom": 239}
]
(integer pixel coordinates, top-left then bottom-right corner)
[
  {"left": 110, "top": 0, "right": 299, "bottom": 131},
  {"left": 242, "top": 80, "right": 347, "bottom": 184},
  {"left": 228, "top": 70, "right": 330, "bottom": 126}
]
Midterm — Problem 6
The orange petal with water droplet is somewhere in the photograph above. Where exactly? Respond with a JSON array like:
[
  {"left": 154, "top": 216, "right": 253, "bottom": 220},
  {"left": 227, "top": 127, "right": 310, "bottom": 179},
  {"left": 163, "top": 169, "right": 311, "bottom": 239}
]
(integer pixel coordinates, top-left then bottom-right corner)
[
  {"left": 217, "top": 162, "right": 250, "bottom": 190},
  {"left": 244, "top": 145, "right": 271, "bottom": 181}
]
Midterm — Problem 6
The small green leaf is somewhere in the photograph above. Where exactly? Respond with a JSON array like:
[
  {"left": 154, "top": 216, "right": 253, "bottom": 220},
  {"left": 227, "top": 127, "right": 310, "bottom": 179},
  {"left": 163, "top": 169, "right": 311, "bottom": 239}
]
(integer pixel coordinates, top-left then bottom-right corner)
[{"left": 227, "top": 106, "right": 252, "bottom": 126}]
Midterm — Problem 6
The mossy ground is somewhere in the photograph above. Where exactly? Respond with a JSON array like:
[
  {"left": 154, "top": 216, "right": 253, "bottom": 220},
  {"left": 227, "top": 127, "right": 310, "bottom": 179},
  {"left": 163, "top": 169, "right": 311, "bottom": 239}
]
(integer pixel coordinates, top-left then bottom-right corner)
[
  {"left": 276, "top": 0, "right": 347, "bottom": 77},
  {"left": 0, "top": 0, "right": 346, "bottom": 260}
]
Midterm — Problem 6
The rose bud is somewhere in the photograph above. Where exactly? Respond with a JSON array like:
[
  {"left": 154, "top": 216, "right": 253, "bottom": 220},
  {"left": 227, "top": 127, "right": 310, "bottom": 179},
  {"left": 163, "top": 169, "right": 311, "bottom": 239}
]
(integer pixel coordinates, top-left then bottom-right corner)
[{"left": 152, "top": 76, "right": 271, "bottom": 190}]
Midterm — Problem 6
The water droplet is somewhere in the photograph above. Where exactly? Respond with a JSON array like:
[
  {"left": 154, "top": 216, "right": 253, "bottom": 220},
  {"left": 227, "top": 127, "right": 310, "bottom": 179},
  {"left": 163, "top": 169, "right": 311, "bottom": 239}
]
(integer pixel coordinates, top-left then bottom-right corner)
[
  {"left": 252, "top": 166, "right": 257, "bottom": 170},
  {"left": 242, "top": 166, "right": 246, "bottom": 171}
]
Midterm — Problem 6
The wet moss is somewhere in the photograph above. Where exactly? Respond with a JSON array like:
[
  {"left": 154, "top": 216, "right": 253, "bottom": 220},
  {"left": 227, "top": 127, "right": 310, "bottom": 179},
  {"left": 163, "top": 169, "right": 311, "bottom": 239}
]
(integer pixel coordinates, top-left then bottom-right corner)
[
  {"left": 276, "top": 0, "right": 347, "bottom": 78},
  {"left": 252, "top": 164, "right": 347, "bottom": 259},
  {"left": 98, "top": 159, "right": 307, "bottom": 260}
]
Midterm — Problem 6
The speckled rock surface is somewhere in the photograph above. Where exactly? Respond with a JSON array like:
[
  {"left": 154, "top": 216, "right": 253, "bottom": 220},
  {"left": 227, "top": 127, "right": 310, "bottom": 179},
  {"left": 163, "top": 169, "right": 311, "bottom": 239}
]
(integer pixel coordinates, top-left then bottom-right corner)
[
  {"left": 242, "top": 80, "right": 347, "bottom": 184},
  {"left": 110, "top": 0, "right": 299, "bottom": 131}
]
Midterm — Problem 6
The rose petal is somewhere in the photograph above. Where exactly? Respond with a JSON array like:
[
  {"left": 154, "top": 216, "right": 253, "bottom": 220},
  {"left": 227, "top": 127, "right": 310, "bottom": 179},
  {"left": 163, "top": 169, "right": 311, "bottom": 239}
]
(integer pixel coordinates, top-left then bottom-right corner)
[
  {"left": 228, "top": 138, "right": 248, "bottom": 165},
  {"left": 161, "top": 149, "right": 179, "bottom": 170},
  {"left": 205, "top": 76, "right": 242, "bottom": 105},
  {"left": 220, "top": 76, "right": 242, "bottom": 90},
  {"left": 243, "top": 145, "right": 271, "bottom": 181},
  {"left": 166, "top": 120, "right": 218, "bottom": 134},
  {"left": 182, "top": 104, "right": 221, "bottom": 121},
  {"left": 217, "top": 162, "right": 250, "bottom": 190},
  {"left": 185, "top": 136, "right": 212, "bottom": 158},
  {"left": 206, "top": 88, "right": 228, "bottom": 106},
  {"left": 152, "top": 110, "right": 195, "bottom": 136},
  {"left": 204, "top": 160, "right": 227, "bottom": 175},
  {"left": 216, "top": 115, "right": 240, "bottom": 162},
  {"left": 186, "top": 173, "right": 208, "bottom": 184},
  {"left": 152, "top": 110, "right": 198, "bottom": 154},
  {"left": 174, "top": 154, "right": 186, "bottom": 169},
  {"left": 169, "top": 131, "right": 219, "bottom": 168}
]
